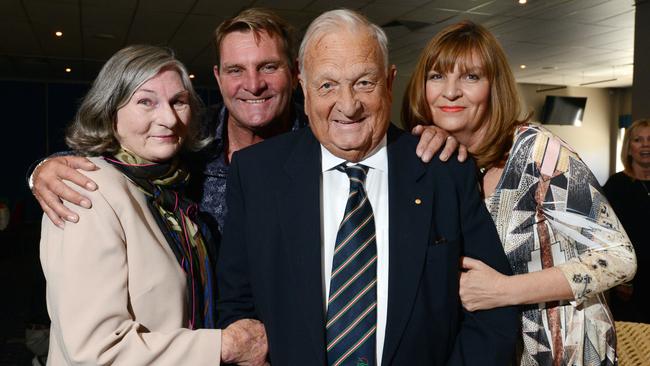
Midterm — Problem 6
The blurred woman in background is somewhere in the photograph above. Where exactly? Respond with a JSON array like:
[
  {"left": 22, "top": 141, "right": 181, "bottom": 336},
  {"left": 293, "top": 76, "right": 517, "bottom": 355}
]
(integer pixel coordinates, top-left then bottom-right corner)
[{"left": 604, "top": 119, "right": 650, "bottom": 323}]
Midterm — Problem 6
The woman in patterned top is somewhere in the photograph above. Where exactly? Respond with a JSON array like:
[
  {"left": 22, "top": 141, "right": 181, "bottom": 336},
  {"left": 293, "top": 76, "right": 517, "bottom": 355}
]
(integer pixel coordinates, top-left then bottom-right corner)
[{"left": 403, "top": 21, "right": 636, "bottom": 366}]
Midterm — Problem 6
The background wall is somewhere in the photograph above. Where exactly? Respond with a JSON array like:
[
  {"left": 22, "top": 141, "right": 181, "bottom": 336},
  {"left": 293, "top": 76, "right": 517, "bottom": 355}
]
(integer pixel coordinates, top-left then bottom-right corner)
[
  {"left": 610, "top": 88, "right": 633, "bottom": 173},
  {"left": 1, "top": 81, "right": 86, "bottom": 227},
  {"left": 632, "top": 0, "right": 650, "bottom": 120}
]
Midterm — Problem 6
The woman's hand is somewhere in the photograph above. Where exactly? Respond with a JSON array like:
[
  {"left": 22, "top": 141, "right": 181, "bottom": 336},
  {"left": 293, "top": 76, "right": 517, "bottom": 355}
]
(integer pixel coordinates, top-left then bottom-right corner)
[{"left": 459, "top": 256, "right": 509, "bottom": 311}]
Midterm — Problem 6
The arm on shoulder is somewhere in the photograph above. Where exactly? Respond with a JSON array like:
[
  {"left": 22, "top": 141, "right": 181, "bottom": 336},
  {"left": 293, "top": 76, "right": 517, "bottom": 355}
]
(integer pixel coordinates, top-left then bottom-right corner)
[{"left": 30, "top": 153, "right": 99, "bottom": 227}]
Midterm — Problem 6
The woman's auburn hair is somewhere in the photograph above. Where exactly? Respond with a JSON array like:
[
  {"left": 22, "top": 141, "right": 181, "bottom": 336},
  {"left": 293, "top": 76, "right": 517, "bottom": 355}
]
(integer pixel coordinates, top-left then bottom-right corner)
[{"left": 402, "top": 20, "right": 530, "bottom": 169}]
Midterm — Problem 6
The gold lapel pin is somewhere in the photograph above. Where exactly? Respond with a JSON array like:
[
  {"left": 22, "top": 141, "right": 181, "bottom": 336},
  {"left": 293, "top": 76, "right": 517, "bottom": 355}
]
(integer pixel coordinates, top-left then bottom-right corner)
[{"left": 414, "top": 198, "right": 422, "bottom": 205}]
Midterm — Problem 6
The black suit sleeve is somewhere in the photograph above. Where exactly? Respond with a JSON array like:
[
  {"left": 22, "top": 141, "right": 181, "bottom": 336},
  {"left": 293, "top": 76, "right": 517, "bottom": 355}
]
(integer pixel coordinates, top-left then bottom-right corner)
[
  {"left": 216, "top": 153, "right": 257, "bottom": 328},
  {"left": 447, "top": 159, "right": 520, "bottom": 365}
]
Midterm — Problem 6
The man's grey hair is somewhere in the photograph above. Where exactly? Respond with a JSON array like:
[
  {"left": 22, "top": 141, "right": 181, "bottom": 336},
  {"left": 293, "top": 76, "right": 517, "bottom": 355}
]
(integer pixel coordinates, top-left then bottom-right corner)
[{"left": 298, "top": 9, "right": 389, "bottom": 79}]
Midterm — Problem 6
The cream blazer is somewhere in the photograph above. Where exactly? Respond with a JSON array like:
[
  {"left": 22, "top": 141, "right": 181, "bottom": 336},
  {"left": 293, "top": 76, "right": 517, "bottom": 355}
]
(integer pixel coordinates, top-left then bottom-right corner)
[{"left": 40, "top": 157, "right": 221, "bottom": 365}]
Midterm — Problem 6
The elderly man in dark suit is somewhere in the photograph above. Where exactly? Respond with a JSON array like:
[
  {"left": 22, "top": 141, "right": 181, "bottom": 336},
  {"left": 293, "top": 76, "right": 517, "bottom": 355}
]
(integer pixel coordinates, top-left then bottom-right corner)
[{"left": 217, "top": 9, "right": 519, "bottom": 366}]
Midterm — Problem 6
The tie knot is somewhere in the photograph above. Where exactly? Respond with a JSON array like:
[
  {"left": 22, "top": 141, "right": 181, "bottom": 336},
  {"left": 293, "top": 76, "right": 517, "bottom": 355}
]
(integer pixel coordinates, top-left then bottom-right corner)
[{"left": 338, "top": 163, "right": 369, "bottom": 187}]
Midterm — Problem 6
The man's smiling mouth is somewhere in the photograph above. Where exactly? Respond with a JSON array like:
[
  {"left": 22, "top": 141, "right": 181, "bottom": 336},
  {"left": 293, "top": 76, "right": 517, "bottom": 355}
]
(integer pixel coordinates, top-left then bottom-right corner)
[
  {"left": 241, "top": 97, "right": 272, "bottom": 104},
  {"left": 333, "top": 118, "right": 365, "bottom": 125}
]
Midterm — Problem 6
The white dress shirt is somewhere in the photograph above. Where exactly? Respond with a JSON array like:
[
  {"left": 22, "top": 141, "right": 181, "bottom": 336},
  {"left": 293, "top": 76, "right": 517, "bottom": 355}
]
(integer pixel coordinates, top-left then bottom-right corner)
[{"left": 320, "top": 136, "right": 389, "bottom": 365}]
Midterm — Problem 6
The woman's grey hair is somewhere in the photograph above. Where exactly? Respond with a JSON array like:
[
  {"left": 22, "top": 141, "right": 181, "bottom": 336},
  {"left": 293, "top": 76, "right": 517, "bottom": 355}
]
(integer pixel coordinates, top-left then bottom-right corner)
[
  {"left": 298, "top": 9, "right": 389, "bottom": 79},
  {"left": 66, "top": 44, "right": 210, "bottom": 156}
]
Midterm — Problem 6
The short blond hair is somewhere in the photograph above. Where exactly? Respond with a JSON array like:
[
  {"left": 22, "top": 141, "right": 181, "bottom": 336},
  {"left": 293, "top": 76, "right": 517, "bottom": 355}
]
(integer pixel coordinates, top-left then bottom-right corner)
[{"left": 402, "top": 20, "right": 529, "bottom": 169}]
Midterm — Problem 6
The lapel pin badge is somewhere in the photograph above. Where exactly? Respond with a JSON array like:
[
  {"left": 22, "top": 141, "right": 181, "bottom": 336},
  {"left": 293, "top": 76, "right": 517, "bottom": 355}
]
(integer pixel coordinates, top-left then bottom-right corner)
[{"left": 414, "top": 198, "right": 422, "bottom": 205}]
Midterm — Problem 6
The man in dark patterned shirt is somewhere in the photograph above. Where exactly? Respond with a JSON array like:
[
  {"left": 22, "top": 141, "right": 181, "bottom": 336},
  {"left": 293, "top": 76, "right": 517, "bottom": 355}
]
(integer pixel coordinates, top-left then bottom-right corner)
[{"left": 184, "top": 8, "right": 310, "bottom": 236}]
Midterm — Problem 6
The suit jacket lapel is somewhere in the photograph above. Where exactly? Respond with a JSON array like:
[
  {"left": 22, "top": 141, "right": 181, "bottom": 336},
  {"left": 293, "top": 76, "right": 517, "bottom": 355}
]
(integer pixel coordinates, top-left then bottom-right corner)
[
  {"left": 382, "top": 125, "right": 433, "bottom": 366},
  {"left": 277, "top": 128, "right": 327, "bottom": 364}
]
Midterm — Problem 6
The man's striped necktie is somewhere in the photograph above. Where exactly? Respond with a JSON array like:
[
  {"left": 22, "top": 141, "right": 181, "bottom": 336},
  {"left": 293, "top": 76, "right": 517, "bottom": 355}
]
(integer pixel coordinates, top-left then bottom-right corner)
[{"left": 326, "top": 163, "right": 377, "bottom": 366}]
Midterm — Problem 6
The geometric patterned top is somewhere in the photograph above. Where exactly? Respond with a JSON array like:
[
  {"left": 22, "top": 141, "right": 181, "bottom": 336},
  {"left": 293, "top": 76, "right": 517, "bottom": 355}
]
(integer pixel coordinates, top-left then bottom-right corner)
[{"left": 484, "top": 124, "right": 636, "bottom": 366}]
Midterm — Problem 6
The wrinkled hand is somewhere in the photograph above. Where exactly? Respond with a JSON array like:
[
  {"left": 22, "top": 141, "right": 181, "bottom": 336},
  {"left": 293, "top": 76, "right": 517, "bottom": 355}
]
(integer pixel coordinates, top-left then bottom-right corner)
[
  {"left": 221, "top": 319, "right": 269, "bottom": 366},
  {"left": 31, "top": 156, "right": 98, "bottom": 228},
  {"left": 459, "top": 256, "right": 509, "bottom": 311},
  {"left": 411, "top": 124, "right": 468, "bottom": 163}
]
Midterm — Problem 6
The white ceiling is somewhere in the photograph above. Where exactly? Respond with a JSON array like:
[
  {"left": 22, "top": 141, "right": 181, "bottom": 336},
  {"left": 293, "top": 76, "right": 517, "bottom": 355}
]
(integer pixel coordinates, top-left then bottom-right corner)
[{"left": 0, "top": 0, "right": 637, "bottom": 88}]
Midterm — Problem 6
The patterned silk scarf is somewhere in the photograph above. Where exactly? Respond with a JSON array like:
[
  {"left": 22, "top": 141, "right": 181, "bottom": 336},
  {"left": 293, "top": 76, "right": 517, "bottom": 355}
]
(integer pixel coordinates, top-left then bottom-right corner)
[{"left": 105, "top": 148, "right": 216, "bottom": 330}]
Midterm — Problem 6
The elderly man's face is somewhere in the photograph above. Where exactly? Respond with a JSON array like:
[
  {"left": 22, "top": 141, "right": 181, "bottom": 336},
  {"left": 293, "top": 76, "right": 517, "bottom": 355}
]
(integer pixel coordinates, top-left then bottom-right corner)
[{"left": 300, "top": 29, "right": 396, "bottom": 162}]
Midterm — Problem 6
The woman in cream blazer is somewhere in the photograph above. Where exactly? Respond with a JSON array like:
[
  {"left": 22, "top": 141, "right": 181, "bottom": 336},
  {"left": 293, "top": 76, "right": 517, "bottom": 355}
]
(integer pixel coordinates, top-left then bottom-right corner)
[
  {"left": 40, "top": 45, "right": 266, "bottom": 365},
  {"left": 41, "top": 157, "right": 221, "bottom": 365}
]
